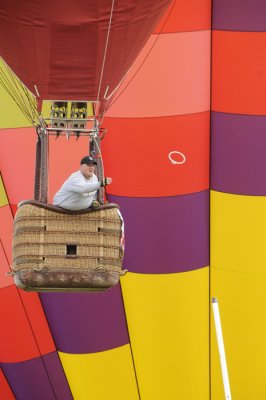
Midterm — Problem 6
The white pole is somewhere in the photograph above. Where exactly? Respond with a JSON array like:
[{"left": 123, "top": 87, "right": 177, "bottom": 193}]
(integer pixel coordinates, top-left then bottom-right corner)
[{"left": 212, "top": 297, "right": 232, "bottom": 400}]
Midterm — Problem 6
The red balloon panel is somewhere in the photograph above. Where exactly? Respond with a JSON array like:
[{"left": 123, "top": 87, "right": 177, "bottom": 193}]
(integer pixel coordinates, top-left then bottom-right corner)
[
  {"left": 103, "top": 112, "right": 210, "bottom": 197},
  {"left": 212, "top": 30, "right": 266, "bottom": 115},
  {"left": 0, "top": 205, "right": 13, "bottom": 265},
  {"left": 155, "top": 0, "right": 211, "bottom": 33},
  {"left": 0, "top": 128, "right": 92, "bottom": 205},
  {"left": 0, "top": 128, "right": 36, "bottom": 206},
  {"left": 0, "top": 239, "right": 13, "bottom": 288},
  {"left": 0, "top": 286, "right": 55, "bottom": 362}
]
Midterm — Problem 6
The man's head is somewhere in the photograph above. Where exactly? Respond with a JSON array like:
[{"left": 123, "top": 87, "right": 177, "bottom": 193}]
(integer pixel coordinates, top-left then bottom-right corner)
[{"left": 80, "top": 155, "right": 97, "bottom": 179}]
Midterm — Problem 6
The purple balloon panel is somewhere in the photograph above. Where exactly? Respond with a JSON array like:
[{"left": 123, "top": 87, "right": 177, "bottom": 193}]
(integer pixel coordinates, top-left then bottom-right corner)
[
  {"left": 211, "top": 112, "right": 266, "bottom": 195},
  {"left": 109, "top": 192, "right": 209, "bottom": 273},
  {"left": 1, "top": 352, "right": 73, "bottom": 400},
  {"left": 212, "top": 0, "right": 266, "bottom": 31},
  {"left": 40, "top": 283, "right": 129, "bottom": 354}
]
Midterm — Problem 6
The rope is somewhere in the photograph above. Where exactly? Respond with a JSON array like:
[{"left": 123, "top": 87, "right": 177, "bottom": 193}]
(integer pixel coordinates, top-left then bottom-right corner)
[
  {"left": 96, "top": 0, "right": 116, "bottom": 104},
  {"left": 0, "top": 58, "right": 40, "bottom": 125},
  {"left": 7, "top": 65, "right": 38, "bottom": 122},
  {"left": 0, "top": 66, "right": 33, "bottom": 122}
]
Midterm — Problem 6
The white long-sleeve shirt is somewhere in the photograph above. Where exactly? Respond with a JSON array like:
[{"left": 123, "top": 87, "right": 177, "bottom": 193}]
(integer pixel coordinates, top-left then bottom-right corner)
[{"left": 53, "top": 171, "right": 100, "bottom": 210}]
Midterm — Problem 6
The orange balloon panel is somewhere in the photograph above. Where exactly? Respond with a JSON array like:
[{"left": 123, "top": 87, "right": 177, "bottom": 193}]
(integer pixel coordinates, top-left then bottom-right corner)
[
  {"left": 106, "top": 30, "right": 210, "bottom": 118},
  {"left": 212, "top": 30, "right": 266, "bottom": 115},
  {"left": 103, "top": 112, "right": 210, "bottom": 197},
  {"left": 0, "top": 128, "right": 36, "bottom": 205},
  {"left": 0, "top": 205, "right": 13, "bottom": 265},
  {"left": 0, "top": 238, "right": 13, "bottom": 289},
  {"left": 0, "top": 128, "right": 91, "bottom": 205},
  {"left": 0, "top": 286, "right": 55, "bottom": 362},
  {"left": 155, "top": 0, "right": 211, "bottom": 33}
]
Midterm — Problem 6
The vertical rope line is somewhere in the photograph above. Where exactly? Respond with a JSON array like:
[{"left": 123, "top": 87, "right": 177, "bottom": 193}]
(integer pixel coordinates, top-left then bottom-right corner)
[
  {"left": 96, "top": 0, "right": 115, "bottom": 103},
  {"left": 4, "top": 63, "right": 36, "bottom": 120},
  {"left": 0, "top": 65, "right": 30, "bottom": 115},
  {"left": 0, "top": 69, "right": 32, "bottom": 121},
  {"left": 20, "top": 83, "right": 40, "bottom": 124}
]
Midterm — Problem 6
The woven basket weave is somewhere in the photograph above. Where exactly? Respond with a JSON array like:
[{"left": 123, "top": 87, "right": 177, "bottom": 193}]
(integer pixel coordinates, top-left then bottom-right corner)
[{"left": 12, "top": 201, "right": 126, "bottom": 291}]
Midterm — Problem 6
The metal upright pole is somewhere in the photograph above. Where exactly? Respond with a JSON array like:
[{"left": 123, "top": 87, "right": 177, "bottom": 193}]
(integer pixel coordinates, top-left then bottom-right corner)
[
  {"left": 40, "top": 128, "right": 48, "bottom": 203},
  {"left": 90, "top": 119, "right": 104, "bottom": 204},
  {"left": 212, "top": 298, "right": 232, "bottom": 400},
  {"left": 34, "top": 134, "right": 41, "bottom": 201}
]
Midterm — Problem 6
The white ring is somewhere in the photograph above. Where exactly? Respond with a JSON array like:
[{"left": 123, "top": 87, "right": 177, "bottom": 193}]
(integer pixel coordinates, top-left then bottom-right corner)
[{"left": 168, "top": 151, "right": 186, "bottom": 165}]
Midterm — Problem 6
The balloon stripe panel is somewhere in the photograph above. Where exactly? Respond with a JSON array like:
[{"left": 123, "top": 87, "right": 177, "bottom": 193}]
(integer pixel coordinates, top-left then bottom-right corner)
[
  {"left": 0, "top": 128, "right": 95, "bottom": 205},
  {"left": 0, "top": 241, "right": 13, "bottom": 288},
  {"left": 106, "top": 31, "right": 211, "bottom": 118},
  {"left": 154, "top": 0, "right": 211, "bottom": 33},
  {"left": 18, "top": 290, "right": 56, "bottom": 355},
  {"left": 121, "top": 269, "right": 209, "bottom": 399},
  {"left": 0, "top": 205, "right": 14, "bottom": 265},
  {"left": 212, "top": 31, "right": 266, "bottom": 115},
  {"left": 40, "top": 284, "right": 129, "bottom": 354},
  {"left": 0, "top": 286, "right": 55, "bottom": 362},
  {"left": 0, "top": 128, "right": 36, "bottom": 205},
  {"left": 0, "top": 175, "right": 8, "bottom": 207},
  {"left": 0, "top": 68, "right": 32, "bottom": 130},
  {"left": 103, "top": 113, "right": 210, "bottom": 197},
  {"left": 59, "top": 345, "right": 139, "bottom": 400},
  {"left": 211, "top": 269, "right": 266, "bottom": 400},
  {"left": 0, "top": 201, "right": 13, "bottom": 287},
  {"left": 212, "top": 0, "right": 266, "bottom": 31},
  {"left": 108, "top": 192, "right": 209, "bottom": 273},
  {"left": 211, "top": 112, "right": 266, "bottom": 195},
  {"left": 1, "top": 352, "right": 73, "bottom": 400},
  {"left": 211, "top": 191, "right": 266, "bottom": 273},
  {"left": 0, "top": 368, "right": 15, "bottom": 400}
]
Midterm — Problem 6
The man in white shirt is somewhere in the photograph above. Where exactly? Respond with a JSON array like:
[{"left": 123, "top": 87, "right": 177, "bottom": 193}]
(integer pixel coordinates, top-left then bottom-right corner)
[{"left": 53, "top": 156, "right": 112, "bottom": 210}]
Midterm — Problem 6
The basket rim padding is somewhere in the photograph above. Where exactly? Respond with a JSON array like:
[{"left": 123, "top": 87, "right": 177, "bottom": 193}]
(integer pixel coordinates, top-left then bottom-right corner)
[{"left": 18, "top": 199, "right": 120, "bottom": 215}]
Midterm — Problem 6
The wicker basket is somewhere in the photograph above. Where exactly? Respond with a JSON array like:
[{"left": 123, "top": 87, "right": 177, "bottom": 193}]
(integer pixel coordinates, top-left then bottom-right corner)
[{"left": 12, "top": 200, "right": 126, "bottom": 292}]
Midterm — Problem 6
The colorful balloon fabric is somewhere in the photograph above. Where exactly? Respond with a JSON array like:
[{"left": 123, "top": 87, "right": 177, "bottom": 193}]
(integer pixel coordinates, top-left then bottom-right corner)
[{"left": 0, "top": 0, "right": 266, "bottom": 399}]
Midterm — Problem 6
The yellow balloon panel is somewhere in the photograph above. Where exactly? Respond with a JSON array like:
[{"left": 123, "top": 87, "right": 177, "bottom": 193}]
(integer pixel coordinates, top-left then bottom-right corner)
[
  {"left": 211, "top": 190, "right": 266, "bottom": 273},
  {"left": 211, "top": 268, "right": 266, "bottom": 400},
  {"left": 0, "top": 175, "right": 8, "bottom": 207},
  {"left": 59, "top": 345, "right": 139, "bottom": 400},
  {"left": 120, "top": 268, "right": 209, "bottom": 400},
  {"left": 0, "top": 60, "right": 32, "bottom": 129}
]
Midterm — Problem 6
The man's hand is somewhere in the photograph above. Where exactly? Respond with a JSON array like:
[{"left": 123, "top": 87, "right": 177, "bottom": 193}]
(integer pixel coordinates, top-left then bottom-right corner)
[
  {"left": 91, "top": 200, "right": 100, "bottom": 209},
  {"left": 101, "top": 177, "right": 112, "bottom": 186}
]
